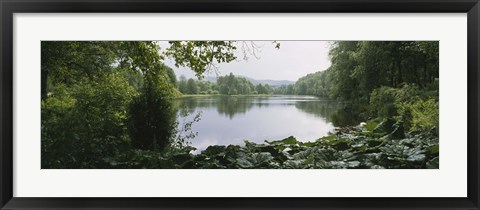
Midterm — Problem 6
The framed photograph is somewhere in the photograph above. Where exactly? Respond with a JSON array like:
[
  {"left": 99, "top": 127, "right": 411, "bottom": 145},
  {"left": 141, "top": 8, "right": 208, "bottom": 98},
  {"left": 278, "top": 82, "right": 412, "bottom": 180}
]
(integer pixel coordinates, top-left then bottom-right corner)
[{"left": 1, "top": 0, "right": 479, "bottom": 209}]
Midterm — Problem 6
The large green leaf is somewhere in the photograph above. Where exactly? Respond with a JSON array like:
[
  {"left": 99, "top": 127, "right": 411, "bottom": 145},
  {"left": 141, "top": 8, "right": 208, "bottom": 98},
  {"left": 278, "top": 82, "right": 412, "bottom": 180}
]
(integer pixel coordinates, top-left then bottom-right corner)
[
  {"left": 266, "top": 136, "right": 298, "bottom": 146},
  {"left": 202, "top": 145, "right": 226, "bottom": 156},
  {"left": 426, "top": 157, "right": 439, "bottom": 169}
]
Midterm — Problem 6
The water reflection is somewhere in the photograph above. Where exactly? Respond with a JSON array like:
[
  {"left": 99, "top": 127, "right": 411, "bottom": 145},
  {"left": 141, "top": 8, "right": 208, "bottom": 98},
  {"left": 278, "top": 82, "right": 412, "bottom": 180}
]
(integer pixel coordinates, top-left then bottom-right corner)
[
  {"left": 173, "top": 95, "right": 362, "bottom": 151},
  {"left": 294, "top": 100, "right": 363, "bottom": 127}
]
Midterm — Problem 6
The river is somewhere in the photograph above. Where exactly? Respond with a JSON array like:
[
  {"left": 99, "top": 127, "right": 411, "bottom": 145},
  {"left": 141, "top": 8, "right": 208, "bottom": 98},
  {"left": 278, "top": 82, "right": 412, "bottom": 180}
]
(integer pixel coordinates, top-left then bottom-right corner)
[{"left": 174, "top": 95, "right": 359, "bottom": 152}]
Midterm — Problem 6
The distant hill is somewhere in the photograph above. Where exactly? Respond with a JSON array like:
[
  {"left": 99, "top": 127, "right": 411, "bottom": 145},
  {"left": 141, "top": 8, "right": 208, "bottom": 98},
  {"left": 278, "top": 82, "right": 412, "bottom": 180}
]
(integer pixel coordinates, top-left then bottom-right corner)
[{"left": 201, "top": 76, "right": 295, "bottom": 87}]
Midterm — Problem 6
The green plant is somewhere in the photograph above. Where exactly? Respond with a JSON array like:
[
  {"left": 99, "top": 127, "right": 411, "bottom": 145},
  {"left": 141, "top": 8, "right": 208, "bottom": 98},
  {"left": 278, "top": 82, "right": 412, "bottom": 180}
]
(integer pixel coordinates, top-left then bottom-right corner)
[
  {"left": 369, "top": 86, "right": 398, "bottom": 118},
  {"left": 42, "top": 74, "right": 137, "bottom": 168},
  {"left": 128, "top": 72, "right": 177, "bottom": 151},
  {"left": 398, "top": 98, "right": 439, "bottom": 134}
]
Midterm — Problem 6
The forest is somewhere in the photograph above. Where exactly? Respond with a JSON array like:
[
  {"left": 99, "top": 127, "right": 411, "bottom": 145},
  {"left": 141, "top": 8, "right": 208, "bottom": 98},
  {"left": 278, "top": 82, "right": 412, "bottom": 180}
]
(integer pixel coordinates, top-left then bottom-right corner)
[
  {"left": 41, "top": 41, "right": 439, "bottom": 169},
  {"left": 177, "top": 73, "right": 273, "bottom": 95}
]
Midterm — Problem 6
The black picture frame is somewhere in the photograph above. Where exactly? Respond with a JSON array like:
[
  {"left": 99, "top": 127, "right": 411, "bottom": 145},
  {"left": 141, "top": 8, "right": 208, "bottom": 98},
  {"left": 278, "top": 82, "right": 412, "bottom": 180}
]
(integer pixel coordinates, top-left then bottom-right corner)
[{"left": 1, "top": 0, "right": 479, "bottom": 209}]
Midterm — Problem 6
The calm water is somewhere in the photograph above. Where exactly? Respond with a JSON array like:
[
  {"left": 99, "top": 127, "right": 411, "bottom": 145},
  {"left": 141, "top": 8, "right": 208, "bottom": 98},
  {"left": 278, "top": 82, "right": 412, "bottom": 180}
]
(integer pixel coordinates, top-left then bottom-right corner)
[{"left": 174, "top": 95, "right": 357, "bottom": 152}]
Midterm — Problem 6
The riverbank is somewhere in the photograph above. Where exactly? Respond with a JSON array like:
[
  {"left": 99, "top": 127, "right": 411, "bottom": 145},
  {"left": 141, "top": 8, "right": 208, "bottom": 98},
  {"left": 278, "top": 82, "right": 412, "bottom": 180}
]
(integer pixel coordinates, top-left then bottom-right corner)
[
  {"left": 104, "top": 117, "right": 439, "bottom": 169},
  {"left": 176, "top": 93, "right": 274, "bottom": 98}
]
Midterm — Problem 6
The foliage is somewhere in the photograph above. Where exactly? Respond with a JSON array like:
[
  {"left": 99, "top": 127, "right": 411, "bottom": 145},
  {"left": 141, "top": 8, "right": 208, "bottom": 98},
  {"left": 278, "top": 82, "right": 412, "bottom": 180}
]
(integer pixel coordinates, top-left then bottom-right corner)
[
  {"left": 128, "top": 71, "right": 177, "bottom": 151},
  {"left": 218, "top": 73, "right": 257, "bottom": 95},
  {"left": 254, "top": 83, "right": 272, "bottom": 95},
  {"left": 369, "top": 86, "right": 401, "bottom": 118},
  {"left": 102, "top": 118, "right": 439, "bottom": 169},
  {"left": 398, "top": 98, "right": 439, "bottom": 134},
  {"left": 369, "top": 84, "right": 439, "bottom": 134},
  {"left": 290, "top": 41, "right": 439, "bottom": 103},
  {"left": 326, "top": 41, "right": 360, "bottom": 100},
  {"left": 272, "top": 84, "right": 295, "bottom": 95},
  {"left": 174, "top": 110, "right": 203, "bottom": 148},
  {"left": 41, "top": 74, "right": 137, "bottom": 168},
  {"left": 41, "top": 41, "right": 119, "bottom": 99},
  {"left": 177, "top": 73, "right": 270, "bottom": 96},
  {"left": 165, "top": 41, "right": 237, "bottom": 78},
  {"left": 293, "top": 70, "right": 330, "bottom": 97},
  {"left": 186, "top": 78, "right": 199, "bottom": 94}
]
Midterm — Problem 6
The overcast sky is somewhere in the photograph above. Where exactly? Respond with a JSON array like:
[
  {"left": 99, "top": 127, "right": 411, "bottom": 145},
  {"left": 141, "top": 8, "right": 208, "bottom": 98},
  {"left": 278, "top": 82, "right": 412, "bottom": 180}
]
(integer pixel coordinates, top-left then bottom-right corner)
[{"left": 158, "top": 41, "right": 332, "bottom": 82}]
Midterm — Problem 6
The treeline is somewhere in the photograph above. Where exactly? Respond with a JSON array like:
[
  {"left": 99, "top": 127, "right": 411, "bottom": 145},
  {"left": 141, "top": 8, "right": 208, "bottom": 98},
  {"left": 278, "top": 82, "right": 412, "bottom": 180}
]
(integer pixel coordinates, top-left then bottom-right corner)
[
  {"left": 271, "top": 71, "right": 328, "bottom": 96},
  {"left": 287, "top": 41, "right": 439, "bottom": 134},
  {"left": 177, "top": 73, "right": 273, "bottom": 95},
  {"left": 287, "top": 41, "right": 438, "bottom": 101},
  {"left": 177, "top": 76, "right": 219, "bottom": 95}
]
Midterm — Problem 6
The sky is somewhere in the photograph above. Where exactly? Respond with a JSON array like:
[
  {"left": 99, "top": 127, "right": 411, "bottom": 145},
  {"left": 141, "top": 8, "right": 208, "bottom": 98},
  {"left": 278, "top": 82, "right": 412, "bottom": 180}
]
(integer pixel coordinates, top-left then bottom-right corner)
[{"left": 158, "top": 41, "right": 332, "bottom": 82}]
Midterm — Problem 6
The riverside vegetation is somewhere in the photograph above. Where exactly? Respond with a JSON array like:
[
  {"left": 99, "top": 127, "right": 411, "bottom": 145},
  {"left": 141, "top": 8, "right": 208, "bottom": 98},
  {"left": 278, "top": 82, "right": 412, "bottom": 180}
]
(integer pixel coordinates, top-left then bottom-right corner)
[{"left": 41, "top": 41, "right": 439, "bottom": 169}]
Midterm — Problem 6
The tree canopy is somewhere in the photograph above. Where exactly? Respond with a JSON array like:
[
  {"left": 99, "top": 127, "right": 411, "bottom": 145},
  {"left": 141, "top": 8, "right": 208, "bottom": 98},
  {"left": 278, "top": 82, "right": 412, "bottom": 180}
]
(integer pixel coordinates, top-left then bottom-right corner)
[{"left": 286, "top": 41, "right": 439, "bottom": 102}]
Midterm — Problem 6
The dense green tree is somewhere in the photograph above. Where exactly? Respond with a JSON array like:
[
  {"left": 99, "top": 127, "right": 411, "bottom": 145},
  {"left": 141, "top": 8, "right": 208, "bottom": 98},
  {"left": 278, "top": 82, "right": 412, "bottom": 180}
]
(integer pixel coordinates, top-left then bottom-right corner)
[
  {"left": 164, "top": 64, "right": 177, "bottom": 86},
  {"left": 217, "top": 73, "right": 257, "bottom": 95},
  {"left": 41, "top": 41, "right": 119, "bottom": 100},
  {"left": 327, "top": 41, "right": 360, "bottom": 100},
  {"left": 128, "top": 69, "right": 177, "bottom": 151},
  {"left": 272, "top": 84, "right": 295, "bottom": 95},
  {"left": 178, "top": 75, "right": 188, "bottom": 93},
  {"left": 186, "top": 78, "right": 199, "bottom": 94},
  {"left": 255, "top": 84, "right": 271, "bottom": 94},
  {"left": 41, "top": 73, "right": 137, "bottom": 168},
  {"left": 293, "top": 70, "right": 330, "bottom": 97},
  {"left": 177, "top": 78, "right": 220, "bottom": 95}
]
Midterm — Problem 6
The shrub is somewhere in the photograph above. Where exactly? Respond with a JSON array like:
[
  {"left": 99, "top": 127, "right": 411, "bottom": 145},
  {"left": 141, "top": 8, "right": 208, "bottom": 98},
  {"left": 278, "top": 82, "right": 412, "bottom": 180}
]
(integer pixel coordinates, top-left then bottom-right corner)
[
  {"left": 369, "top": 84, "right": 438, "bottom": 134},
  {"left": 369, "top": 84, "right": 423, "bottom": 118},
  {"left": 398, "top": 98, "right": 439, "bottom": 134},
  {"left": 41, "top": 84, "right": 77, "bottom": 168},
  {"left": 42, "top": 74, "right": 137, "bottom": 168},
  {"left": 128, "top": 73, "right": 177, "bottom": 151},
  {"left": 369, "top": 86, "right": 398, "bottom": 118}
]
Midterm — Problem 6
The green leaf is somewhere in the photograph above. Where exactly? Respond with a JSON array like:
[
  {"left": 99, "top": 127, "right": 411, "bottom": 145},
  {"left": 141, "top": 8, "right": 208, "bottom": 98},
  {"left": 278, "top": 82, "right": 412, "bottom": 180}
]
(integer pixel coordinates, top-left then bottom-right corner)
[
  {"left": 426, "top": 144, "right": 439, "bottom": 156},
  {"left": 202, "top": 145, "right": 226, "bottom": 156},
  {"left": 236, "top": 157, "right": 254, "bottom": 168},
  {"left": 426, "top": 157, "right": 439, "bottom": 169},
  {"left": 363, "top": 120, "right": 380, "bottom": 131},
  {"left": 267, "top": 136, "right": 298, "bottom": 145},
  {"left": 406, "top": 153, "right": 426, "bottom": 162},
  {"left": 329, "top": 138, "right": 351, "bottom": 150}
]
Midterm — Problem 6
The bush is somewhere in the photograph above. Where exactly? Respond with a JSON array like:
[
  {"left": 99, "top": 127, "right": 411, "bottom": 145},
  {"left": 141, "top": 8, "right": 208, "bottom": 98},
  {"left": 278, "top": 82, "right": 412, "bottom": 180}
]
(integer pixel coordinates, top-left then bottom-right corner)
[
  {"left": 128, "top": 73, "right": 177, "bottom": 151},
  {"left": 369, "top": 84, "right": 423, "bottom": 118},
  {"left": 369, "top": 84, "right": 438, "bottom": 134},
  {"left": 42, "top": 74, "right": 137, "bottom": 168},
  {"left": 41, "top": 84, "right": 77, "bottom": 168},
  {"left": 398, "top": 98, "right": 439, "bottom": 134},
  {"left": 369, "top": 86, "right": 398, "bottom": 118}
]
